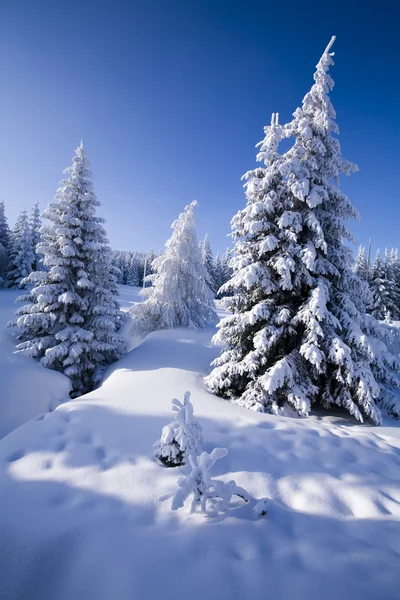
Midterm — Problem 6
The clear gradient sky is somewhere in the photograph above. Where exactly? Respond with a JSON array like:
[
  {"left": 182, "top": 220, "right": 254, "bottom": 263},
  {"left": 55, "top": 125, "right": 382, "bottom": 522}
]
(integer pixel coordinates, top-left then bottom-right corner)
[{"left": 0, "top": 0, "right": 398, "bottom": 256}]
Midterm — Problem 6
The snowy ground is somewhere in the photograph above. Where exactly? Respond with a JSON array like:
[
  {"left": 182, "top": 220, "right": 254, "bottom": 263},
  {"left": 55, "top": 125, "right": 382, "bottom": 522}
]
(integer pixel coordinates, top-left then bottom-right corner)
[
  {"left": 0, "top": 286, "right": 399, "bottom": 599},
  {"left": 0, "top": 290, "right": 71, "bottom": 439}
]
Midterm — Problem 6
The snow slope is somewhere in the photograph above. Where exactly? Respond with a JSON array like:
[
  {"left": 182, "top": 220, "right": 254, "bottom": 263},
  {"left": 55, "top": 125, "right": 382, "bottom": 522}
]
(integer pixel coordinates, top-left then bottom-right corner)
[
  {"left": 0, "top": 286, "right": 399, "bottom": 599},
  {"left": 0, "top": 290, "right": 71, "bottom": 439}
]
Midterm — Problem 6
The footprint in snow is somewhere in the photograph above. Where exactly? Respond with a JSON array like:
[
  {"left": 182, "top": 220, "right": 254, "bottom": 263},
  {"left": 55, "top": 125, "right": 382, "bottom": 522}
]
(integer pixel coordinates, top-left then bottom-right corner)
[
  {"left": 93, "top": 446, "right": 123, "bottom": 471},
  {"left": 94, "top": 446, "right": 107, "bottom": 461},
  {"left": 35, "top": 413, "right": 48, "bottom": 422},
  {"left": 54, "top": 428, "right": 67, "bottom": 436},
  {"left": 77, "top": 434, "right": 93, "bottom": 445},
  {"left": 49, "top": 493, "right": 68, "bottom": 507},
  {"left": 51, "top": 439, "right": 68, "bottom": 452},
  {"left": 216, "top": 426, "right": 230, "bottom": 435},
  {"left": 7, "top": 450, "right": 25, "bottom": 462},
  {"left": 257, "top": 422, "right": 275, "bottom": 430}
]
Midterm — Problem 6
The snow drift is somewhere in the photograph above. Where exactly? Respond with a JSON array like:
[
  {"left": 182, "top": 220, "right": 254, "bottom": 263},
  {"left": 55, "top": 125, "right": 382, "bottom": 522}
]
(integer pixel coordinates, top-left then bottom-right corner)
[{"left": 0, "top": 289, "right": 399, "bottom": 599}]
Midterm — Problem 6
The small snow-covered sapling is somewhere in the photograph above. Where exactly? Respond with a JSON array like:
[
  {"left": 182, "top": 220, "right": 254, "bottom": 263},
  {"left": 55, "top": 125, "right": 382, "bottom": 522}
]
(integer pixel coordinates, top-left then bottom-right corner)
[
  {"left": 154, "top": 391, "right": 203, "bottom": 467},
  {"left": 171, "top": 448, "right": 250, "bottom": 514}
]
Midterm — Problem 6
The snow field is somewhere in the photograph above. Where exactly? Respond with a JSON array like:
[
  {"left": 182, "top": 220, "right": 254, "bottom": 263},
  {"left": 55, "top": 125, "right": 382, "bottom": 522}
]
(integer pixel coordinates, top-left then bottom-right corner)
[
  {"left": 0, "top": 290, "right": 399, "bottom": 599},
  {"left": 0, "top": 290, "right": 71, "bottom": 439}
]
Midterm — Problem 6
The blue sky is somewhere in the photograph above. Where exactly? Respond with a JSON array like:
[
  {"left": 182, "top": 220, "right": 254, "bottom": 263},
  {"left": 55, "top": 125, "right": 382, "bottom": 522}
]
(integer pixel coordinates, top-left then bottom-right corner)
[{"left": 0, "top": 0, "right": 398, "bottom": 256}]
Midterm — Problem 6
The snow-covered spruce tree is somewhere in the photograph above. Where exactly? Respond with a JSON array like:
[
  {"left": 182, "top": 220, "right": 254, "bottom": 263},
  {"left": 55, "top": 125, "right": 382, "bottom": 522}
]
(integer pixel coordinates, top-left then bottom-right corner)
[
  {"left": 0, "top": 201, "right": 10, "bottom": 250},
  {"left": 212, "top": 251, "right": 233, "bottom": 299},
  {"left": 353, "top": 245, "right": 370, "bottom": 282},
  {"left": 0, "top": 244, "right": 7, "bottom": 287},
  {"left": 213, "top": 253, "right": 224, "bottom": 294},
  {"left": 0, "top": 201, "right": 10, "bottom": 282},
  {"left": 218, "top": 249, "right": 234, "bottom": 297},
  {"left": 389, "top": 248, "right": 400, "bottom": 319},
  {"left": 205, "top": 112, "right": 319, "bottom": 415},
  {"left": 369, "top": 249, "right": 393, "bottom": 320},
  {"left": 7, "top": 209, "right": 35, "bottom": 288},
  {"left": 130, "top": 201, "right": 217, "bottom": 334},
  {"left": 111, "top": 251, "right": 123, "bottom": 283},
  {"left": 142, "top": 248, "right": 156, "bottom": 287},
  {"left": 207, "top": 38, "right": 399, "bottom": 424},
  {"left": 7, "top": 211, "right": 25, "bottom": 285},
  {"left": 126, "top": 254, "right": 140, "bottom": 287},
  {"left": 9, "top": 142, "right": 125, "bottom": 396},
  {"left": 382, "top": 248, "right": 400, "bottom": 320},
  {"left": 201, "top": 234, "right": 217, "bottom": 294},
  {"left": 277, "top": 36, "right": 400, "bottom": 423},
  {"left": 30, "top": 202, "right": 43, "bottom": 271},
  {"left": 154, "top": 391, "right": 203, "bottom": 467}
]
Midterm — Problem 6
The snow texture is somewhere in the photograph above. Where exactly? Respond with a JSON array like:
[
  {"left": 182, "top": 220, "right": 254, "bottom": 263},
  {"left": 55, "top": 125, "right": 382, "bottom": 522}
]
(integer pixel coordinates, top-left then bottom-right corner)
[
  {"left": 0, "top": 290, "right": 399, "bottom": 600},
  {"left": 0, "top": 290, "right": 71, "bottom": 439}
]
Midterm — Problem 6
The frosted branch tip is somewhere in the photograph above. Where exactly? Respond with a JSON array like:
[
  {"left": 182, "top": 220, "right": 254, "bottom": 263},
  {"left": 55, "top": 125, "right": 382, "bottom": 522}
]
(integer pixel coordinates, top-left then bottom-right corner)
[{"left": 324, "top": 35, "right": 336, "bottom": 55}]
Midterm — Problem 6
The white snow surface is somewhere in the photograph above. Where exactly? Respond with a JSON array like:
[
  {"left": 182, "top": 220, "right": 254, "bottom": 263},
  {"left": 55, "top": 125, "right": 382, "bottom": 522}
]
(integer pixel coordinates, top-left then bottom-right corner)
[
  {"left": 0, "top": 290, "right": 71, "bottom": 439},
  {"left": 0, "top": 286, "right": 399, "bottom": 599}
]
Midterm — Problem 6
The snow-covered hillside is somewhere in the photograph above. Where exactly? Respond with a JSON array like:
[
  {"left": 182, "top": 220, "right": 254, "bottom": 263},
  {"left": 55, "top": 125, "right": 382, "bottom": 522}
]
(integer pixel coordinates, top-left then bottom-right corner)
[
  {"left": 0, "top": 286, "right": 399, "bottom": 599},
  {"left": 0, "top": 290, "right": 71, "bottom": 439}
]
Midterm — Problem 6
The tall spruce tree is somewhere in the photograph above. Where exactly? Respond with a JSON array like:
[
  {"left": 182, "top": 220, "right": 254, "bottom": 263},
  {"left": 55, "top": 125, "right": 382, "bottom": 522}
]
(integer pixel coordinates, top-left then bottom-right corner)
[
  {"left": 9, "top": 143, "right": 124, "bottom": 396},
  {"left": 130, "top": 201, "right": 217, "bottom": 334},
  {"left": 280, "top": 36, "right": 390, "bottom": 423},
  {"left": 206, "top": 38, "right": 399, "bottom": 424},
  {"left": 205, "top": 113, "right": 317, "bottom": 415}
]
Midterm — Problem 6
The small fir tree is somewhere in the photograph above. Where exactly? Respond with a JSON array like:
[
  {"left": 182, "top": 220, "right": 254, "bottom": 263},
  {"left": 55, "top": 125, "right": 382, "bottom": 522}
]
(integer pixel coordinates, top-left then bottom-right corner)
[
  {"left": 154, "top": 391, "right": 203, "bottom": 467},
  {"left": 130, "top": 201, "right": 217, "bottom": 334}
]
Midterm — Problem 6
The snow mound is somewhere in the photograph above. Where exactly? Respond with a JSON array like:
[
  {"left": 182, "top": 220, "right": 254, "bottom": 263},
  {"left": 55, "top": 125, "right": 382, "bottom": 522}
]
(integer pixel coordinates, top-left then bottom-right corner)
[
  {"left": 0, "top": 296, "right": 399, "bottom": 598},
  {"left": 0, "top": 290, "right": 71, "bottom": 439}
]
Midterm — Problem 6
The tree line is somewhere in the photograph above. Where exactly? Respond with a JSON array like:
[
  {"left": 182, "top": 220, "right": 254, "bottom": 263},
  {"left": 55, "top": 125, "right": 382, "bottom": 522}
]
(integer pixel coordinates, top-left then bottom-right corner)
[
  {"left": 354, "top": 246, "right": 400, "bottom": 321},
  {"left": 0, "top": 202, "right": 43, "bottom": 288}
]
